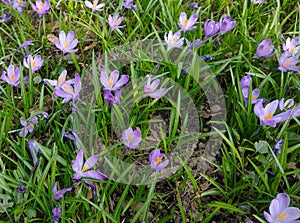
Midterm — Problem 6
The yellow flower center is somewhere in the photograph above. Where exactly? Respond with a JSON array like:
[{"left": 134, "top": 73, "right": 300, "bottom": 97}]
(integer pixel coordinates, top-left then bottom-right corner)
[
  {"left": 183, "top": 19, "right": 188, "bottom": 27},
  {"left": 290, "top": 47, "right": 295, "bottom": 52},
  {"left": 283, "top": 60, "right": 291, "bottom": 67},
  {"left": 93, "top": 3, "right": 97, "bottom": 9},
  {"left": 128, "top": 135, "right": 134, "bottom": 142},
  {"left": 82, "top": 166, "right": 88, "bottom": 172},
  {"left": 11, "top": 73, "right": 15, "bottom": 82},
  {"left": 264, "top": 113, "right": 273, "bottom": 120},
  {"left": 278, "top": 212, "right": 287, "bottom": 220},
  {"left": 18, "top": 0, "right": 22, "bottom": 5},
  {"left": 63, "top": 85, "right": 73, "bottom": 94},
  {"left": 39, "top": 3, "right": 44, "bottom": 12},
  {"left": 109, "top": 76, "right": 114, "bottom": 87},
  {"left": 64, "top": 41, "right": 69, "bottom": 48},
  {"left": 58, "top": 77, "right": 66, "bottom": 85},
  {"left": 155, "top": 157, "right": 163, "bottom": 164},
  {"left": 172, "top": 37, "right": 178, "bottom": 42},
  {"left": 263, "top": 46, "right": 267, "bottom": 51},
  {"left": 251, "top": 95, "right": 256, "bottom": 99},
  {"left": 32, "top": 61, "right": 37, "bottom": 68},
  {"left": 113, "top": 20, "right": 118, "bottom": 25}
]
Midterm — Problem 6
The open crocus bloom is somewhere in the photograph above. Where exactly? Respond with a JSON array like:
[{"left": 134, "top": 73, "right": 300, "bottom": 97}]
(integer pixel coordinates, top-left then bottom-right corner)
[
  {"left": 23, "top": 55, "right": 43, "bottom": 73},
  {"left": 254, "top": 100, "right": 292, "bottom": 127},
  {"left": 122, "top": 127, "right": 142, "bottom": 149},
  {"left": 144, "top": 75, "right": 168, "bottom": 99},
  {"left": 1, "top": 65, "right": 21, "bottom": 87},
  {"left": 100, "top": 69, "right": 129, "bottom": 91},
  {"left": 178, "top": 12, "right": 198, "bottom": 33},
  {"left": 54, "top": 30, "right": 78, "bottom": 54},
  {"left": 85, "top": 0, "right": 105, "bottom": 12},
  {"left": 277, "top": 52, "right": 300, "bottom": 72},
  {"left": 149, "top": 149, "right": 169, "bottom": 171},
  {"left": 72, "top": 148, "right": 107, "bottom": 181},
  {"left": 264, "top": 193, "right": 300, "bottom": 223},
  {"left": 164, "top": 30, "right": 184, "bottom": 51},
  {"left": 253, "top": 39, "right": 277, "bottom": 58},
  {"left": 31, "top": 0, "right": 50, "bottom": 16},
  {"left": 282, "top": 37, "right": 300, "bottom": 55},
  {"left": 44, "top": 70, "right": 75, "bottom": 88},
  {"left": 108, "top": 14, "right": 125, "bottom": 30}
]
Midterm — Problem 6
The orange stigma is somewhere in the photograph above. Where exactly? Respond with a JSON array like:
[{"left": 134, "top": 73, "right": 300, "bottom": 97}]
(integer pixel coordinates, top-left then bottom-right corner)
[{"left": 264, "top": 113, "right": 273, "bottom": 120}]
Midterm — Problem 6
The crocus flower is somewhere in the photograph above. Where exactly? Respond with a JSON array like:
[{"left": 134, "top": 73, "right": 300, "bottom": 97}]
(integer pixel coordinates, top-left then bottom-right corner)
[
  {"left": 178, "top": 12, "right": 198, "bottom": 33},
  {"left": 103, "top": 88, "right": 122, "bottom": 104},
  {"left": 18, "top": 40, "right": 33, "bottom": 56},
  {"left": 23, "top": 55, "right": 43, "bottom": 73},
  {"left": 245, "top": 221, "right": 253, "bottom": 223},
  {"left": 85, "top": 0, "right": 105, "bottom": 12},
  {"left": 19, "top": 116, "right": 38, "bottom": 137},
  {"left": 54, "top": 30, "right": 78, "bottom": 54},
  {"left": 31, "top": 0, "right": 50, "bottom": 16},
  {"left": 123, "top": 0, "right": 137, "bottom": 10},
  {"left": 62, "top": 129, "right": 82, "bottom": 149},
  {"left": 28, "top": 140, "right": 40, "bottom": 166},
  {"left": 1, "top": 65, "right": 21, "bottom": 87},
  {"left": 149, "top": 149, "right": 169, "bottom": 171},
  {"left": 253, "top": 39, "right": 277, "bottom": 58},
  {"left": 12, "top": 0, "right": 27, "bottom": 14},
  {"left": 187, "top": 39, "right": 203, "bottom": 51},
  {"left": 251, "top": 0, "right": 264, "bottom": 4},
  {"left": 188, "top": 1, "right": 199, "bottom": 9},
  {"left": 100, "top": 69, "right": 129, "bottom": 91},
  {"left": 144, "top": 75, "right": 168, "bottom": 99},
  {"left": 164, "top": 30, "right": 184, "bottom": 51},
  {"left": 122, "top": 127, "right": 142, "bottom": 149},
  {"left": 219, "top": 15, "right": 236, "bottom": 35},
  {"left": 279, "top": 98, "right": 294, "bottom": 110},
  {"left": 254, "top": 100, "right": 292, "bottom": 127},
  {"left": 72, "top": 148, "right": 107, "bottom": 181},
  {"left": 278, "top": 52, "right": 300, "bottom": 72},
  {"left": 240, "top": 74, "right": 251, "bottom": 89},
  {"left": 292, "top": 104, "right": 300, "bottom": 117},
  {"left": 203, "top": 19, "right": 219, "bottom": 39},
  {"left": 52, "top": 206, "right": 62, "bottom": 223},
  {"left": 282, "top": 37, "right": 300, "bottom": 55},
  {"left": 53, "top": 73, "right": 81, "bottom": 104},
  {"left": 52, "top": 182, "right": 72, "bottom": 201},
  {"left": 264, "top": 193, "right": 300, "bottom": 223},
  {"left": 108, "top": 14, "right": 125, "bottom": 31},
  {"left": 16, "top": 183, "right": 26, "bottom": 194},
  {"left": 242, "top": 88, "right": 263, "bottom": 104},
  {"left": 0, "top": 12, "right": 12, "bottom": 23},
  {"left": 84, "top": 180, "right": 96, "bottom": 197},
  {"left": 44, "top": 70, "right": 75, "bottom": 88},
  {"left": 273, "top": 139, "right": 284, "bottom": 156}
]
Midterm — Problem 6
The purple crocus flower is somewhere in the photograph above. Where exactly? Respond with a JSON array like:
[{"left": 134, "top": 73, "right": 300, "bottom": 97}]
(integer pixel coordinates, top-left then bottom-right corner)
[
  {"left": 188, "top": 1, "right": 199, "bottom": 9},
  {"left": 279, "top": 98, "right": 294, "bottom": 110},
  {"left": 123, "top": 0, "right": 137, "bottom": 10},
  {"left": 122, "top": 127, "right": 142, "bottom": 149},
  {"left": 264, "top": 193, "right": 300, "bottom": 223},
  {"left": 1, "top": 65, "right": 21, "bottom": 87},
  {"left": 242, "top": 88, "right": 263, "bottom": 104},
  {"left": 219, "top": 15, "right": 236, "bottom": 35},
  {"left": 240, "top": 74, "right": 251, "bottom": 89},
  {"left": 273, "top": 139, "right": 284, "bottom": 156},
  {"left": 103, "top": 88, "right": 122, "bottom": 104},
  {"left": 44, "top": 70, "right": 75, "bottom": 88},
  {"left": 53, "top": 73, "right": 81, "bottom": 104},
  {"left": 85, "top": 0, "right": 105, "bottom": 12},
  {"left": 72, "top": 148, "right": 107, "bottom": 181},
  {"left": 187, "top": 38, "right": 203, "bottom": 51},
  {"left": 100, "top": 69, "right": 129, "bottom": 91},
  {"left": 253, "top": 39, "right": 277, "bottom": 58},
  {"left": 84, "top": 180, "right": 96, "bottom": 197},
  {"left": 0, "top": 12, "right": 12, "bottom": 23},
  {"left": 203, "top": 19, "right": 219, "bottom": 39},
  {"left": 149, "top": 149, "right": 169, "bottom": 171},
  {"left": 108, "top": 14, "right": 125, "bottom": 31},
  {"left": 282, "top": 37, "right": 300, "bottom": 55},
  {"left": 31, "top": 0, "right": 50, "bottom": 16},
  {"left": 164, "top": 30, "right": 184, "bottom": 51},
  {"left": 16, "top": 183, "right": 26, "bottom": 194},
  {"left": 292, "top": 104, "right": 300, "bottom": 117},
  {"left": 278, "top": 52, "right": 300, "bottom": 72},
  {"left": 19, "top": 116, "right": 39, "bottom": 137},
  {"left": 178, "top": 12, "right": 198, "bottom": 33},
  {"left": 28, "top": 140, "right": 40, "bottom": 166},
  {"left": 12, "top": 0, "right": 27, "bottom": 14},
  {"left": 254, "top": 100, "right": 292, "bottom": 127},
  {"left": 18, "top": 40, "right": 33, "bottom": 56},
  {"left": 23, "top": 55, "right": 43, "bottom": 73},
  {"left": 54, "top": 31, "right": 78, "bottom": 54},
  {"left": 144, "top": 75, "right": 168, "bottom": 99},
  {"left": 52, "top": 206, "right": 62, "bottom": 223},
  {"left": 52, "top": 182, "right": 72, "bottom": 201},
  {"left": 62, "top": 129, "right": 82, "bottom": 149}
]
